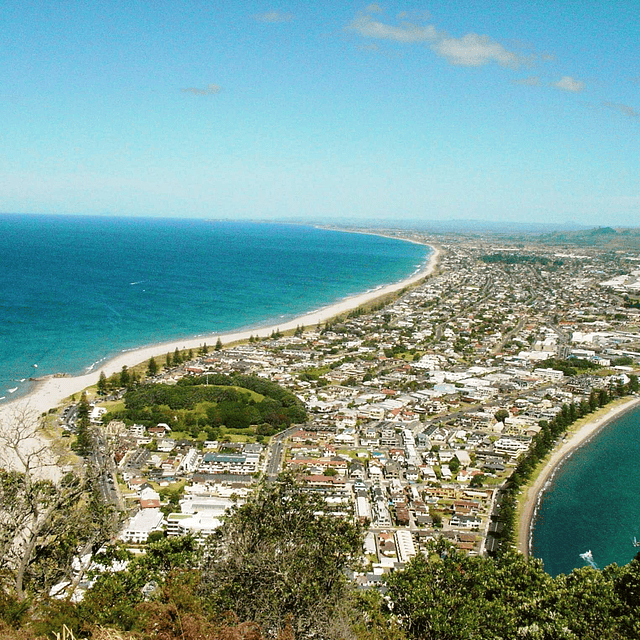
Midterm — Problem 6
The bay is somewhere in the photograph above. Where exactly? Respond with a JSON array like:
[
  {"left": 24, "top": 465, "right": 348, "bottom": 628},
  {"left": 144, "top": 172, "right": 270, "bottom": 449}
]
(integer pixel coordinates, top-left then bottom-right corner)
[
  {"left": 0, "top": 214, "right": 428, "bottom": 401},
  {"left": 531, "top": 404, "right": 640, "bottom": 576}
]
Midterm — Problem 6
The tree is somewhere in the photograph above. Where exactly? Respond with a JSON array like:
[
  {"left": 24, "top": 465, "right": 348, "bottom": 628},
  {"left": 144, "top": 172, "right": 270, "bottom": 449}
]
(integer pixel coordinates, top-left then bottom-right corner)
[
  {"left": 385, "top": 542, "right": 559, "bottom": 640},
  {"left": 0, "top": 408, "right": 118, "bottom": 602},
  {"left": 81, "top": 536, "right": 201, "bottom": 630},
  {"left": 469, "top": 474, "right": 485, "bottom": 488},
  {"left": 494, "top": 409, "right": 509, "bottom": 424},
  {"left": 74, "top": 392, "right": 92, "bottom": 456},
  {"left": 97, "top": 371, "right": 108, "bottom": 396},
  {"left": 199, "top": 475, "right": 363, "bottom": 639},
  {"left": 165, "top": 352, "right": 173, "bottom": 369},
  {"left": 215, "top": 337, "right": 223, "bottom": 351},
  {"left": 448, "top": 457, "right": 460, "bottom": 474},
  {"left": 119, "top": 365, "right": 130, "bottom": 388},
  {"left": 147, "top": 357, "right": 158, "bottom": 377},
  {"left": 173, "top": 347, "right": 182, "bottom": 365}
]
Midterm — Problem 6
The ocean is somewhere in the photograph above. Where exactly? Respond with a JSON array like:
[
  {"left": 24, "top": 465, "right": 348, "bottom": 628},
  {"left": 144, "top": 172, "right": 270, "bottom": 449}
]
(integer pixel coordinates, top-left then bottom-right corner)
[
  {"left": 530, "top": 404, "right": 640, "bottom": 576},
  {"left": 0, "top": 214, "right": 429, "bottom": 402}
]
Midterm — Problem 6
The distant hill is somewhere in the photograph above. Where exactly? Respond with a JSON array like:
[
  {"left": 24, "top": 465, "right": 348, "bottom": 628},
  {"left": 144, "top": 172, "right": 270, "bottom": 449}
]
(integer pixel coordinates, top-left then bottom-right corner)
[
  {"left": 530, "top": 226, "right": 640, "bottom": 250},
  {"left": 311, "top": 218, "right": 640, "bottom": 250}
]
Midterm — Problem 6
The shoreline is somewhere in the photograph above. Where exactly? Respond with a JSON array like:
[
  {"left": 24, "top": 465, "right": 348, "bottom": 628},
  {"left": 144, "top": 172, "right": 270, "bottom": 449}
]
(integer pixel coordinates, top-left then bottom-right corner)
[
  {"left": 517, "top": 395, "right": 640, "bottom": 557},
  {"left": 0, "top": 241, "right": 440, "bottom": 426}
]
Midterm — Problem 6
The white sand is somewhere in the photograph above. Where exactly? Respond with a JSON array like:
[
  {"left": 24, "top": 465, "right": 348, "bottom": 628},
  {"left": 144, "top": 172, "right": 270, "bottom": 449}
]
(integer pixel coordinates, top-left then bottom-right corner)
[
  {"left": 517, "top": 396, "right": 640, "bottom": 556},
  {"left": 0, "top": 243, "right": 439, "bottom": 431}
]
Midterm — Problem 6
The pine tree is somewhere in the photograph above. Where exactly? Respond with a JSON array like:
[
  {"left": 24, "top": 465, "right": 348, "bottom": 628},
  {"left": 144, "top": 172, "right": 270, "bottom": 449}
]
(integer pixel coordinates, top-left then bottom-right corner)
[
  {"left": 75, "top": 392, "right": 92, "bottom": 456},
  {"left": 120, "top": 365, "right": 130, "bottom": 388},
  {"left": 147, "top": 357, "right": 158, "bottom": 377},
  {"left": 97, "top": 371, "right": 108, "bottom": 395}
]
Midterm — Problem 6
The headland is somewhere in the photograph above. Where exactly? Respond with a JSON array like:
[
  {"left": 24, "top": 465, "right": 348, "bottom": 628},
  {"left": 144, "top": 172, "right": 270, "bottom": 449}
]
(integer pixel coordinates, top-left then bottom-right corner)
[{"left": 517, "top": 395, "right": 640, "bottom": 557}]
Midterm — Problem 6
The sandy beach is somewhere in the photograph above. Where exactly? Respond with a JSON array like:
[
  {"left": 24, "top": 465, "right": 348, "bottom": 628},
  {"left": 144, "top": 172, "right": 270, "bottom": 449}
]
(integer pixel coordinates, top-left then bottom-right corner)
[
  {"left": 0, "top": 243, "right": 439, "bottom": 433},
  {"left": 517, "top": 395, "right": 640, "bottom": 556}
]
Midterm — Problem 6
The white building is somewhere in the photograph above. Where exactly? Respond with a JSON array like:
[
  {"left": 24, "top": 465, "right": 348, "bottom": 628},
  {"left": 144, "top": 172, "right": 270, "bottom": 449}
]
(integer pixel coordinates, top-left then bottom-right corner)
[
  {"left": 120, "top": 508, "right": 164, "bottom": 544},
  {"left": 166, "top": 513, "right": 222, "bottom": 540},
  {"left": 395, "top": 529, "right": 417, "bottom": 563}
]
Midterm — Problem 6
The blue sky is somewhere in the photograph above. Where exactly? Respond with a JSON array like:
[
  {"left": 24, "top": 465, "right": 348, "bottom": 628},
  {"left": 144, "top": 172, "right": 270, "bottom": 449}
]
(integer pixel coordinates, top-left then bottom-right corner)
[{"left": 1, "top": 1, "right": 638, "bottom": 226}]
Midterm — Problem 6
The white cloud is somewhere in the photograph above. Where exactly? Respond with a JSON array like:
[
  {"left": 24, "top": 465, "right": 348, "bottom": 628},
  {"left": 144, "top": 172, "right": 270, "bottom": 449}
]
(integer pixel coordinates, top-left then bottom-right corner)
[
  {"left": 347, "top": 14, "right": 437, "bottom": 43},
  {"left": 366, "top": 3, "right": 384, "bottom": 13},
  {"left": 432, "top": 33, "right": 522, "bottom": 68},
  {"left": 254, "top": 10, "right": 293, "bottom": 23},
  {"left": 181, "top": 84, "right": 222, "bottom": 96},
  {"left": 603, "top": 101, "right": 639, "bottom": 119},
  {"left": 514, "top": 76, "right": 541, "bottom": 86},
  {"left": 347, "top": 13, "right": 525, "bottom": 68},
  {"left": 552, "top": 76, "right": 585, "bottom": 92}
]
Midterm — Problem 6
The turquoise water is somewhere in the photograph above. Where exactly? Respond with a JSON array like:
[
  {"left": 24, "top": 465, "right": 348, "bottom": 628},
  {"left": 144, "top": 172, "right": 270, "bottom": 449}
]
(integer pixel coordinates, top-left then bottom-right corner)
[
  {"left": 530, "top": 404, "right": 640, "bottom": 576},
  {"left": 0, "top": 214, "right": 429, "bottom": 401}
]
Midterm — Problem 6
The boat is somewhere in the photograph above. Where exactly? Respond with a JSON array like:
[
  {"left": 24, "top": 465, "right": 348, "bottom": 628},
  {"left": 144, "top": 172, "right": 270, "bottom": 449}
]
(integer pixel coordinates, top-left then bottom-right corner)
[
  {"left": 633, "top": 537, "right": 640, "bottom": 548},
  {"left": 580, "top": 550, "right": 593, "bottom": 561}
]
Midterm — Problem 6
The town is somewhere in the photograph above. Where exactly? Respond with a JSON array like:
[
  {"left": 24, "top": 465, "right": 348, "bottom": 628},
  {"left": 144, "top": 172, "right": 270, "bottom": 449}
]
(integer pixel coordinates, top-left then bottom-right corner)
[{"left": 61, "top": 232, "right": 640, "bottom": 589}]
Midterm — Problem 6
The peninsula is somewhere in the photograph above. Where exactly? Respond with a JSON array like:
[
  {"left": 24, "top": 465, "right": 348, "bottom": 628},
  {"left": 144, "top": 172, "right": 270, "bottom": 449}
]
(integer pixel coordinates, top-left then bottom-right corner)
[{"left": 2, "top": 228, "right": 640, "bottom": 575}]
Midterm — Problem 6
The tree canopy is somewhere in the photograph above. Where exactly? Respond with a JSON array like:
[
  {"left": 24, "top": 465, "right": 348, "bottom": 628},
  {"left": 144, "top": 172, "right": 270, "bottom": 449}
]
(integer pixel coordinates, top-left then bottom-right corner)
[
  {"left": 199, "top": 474, "right": 364, "bottom": 639},
  {"left": 105, "top": 374, "right": 307, "bottom": 436}
]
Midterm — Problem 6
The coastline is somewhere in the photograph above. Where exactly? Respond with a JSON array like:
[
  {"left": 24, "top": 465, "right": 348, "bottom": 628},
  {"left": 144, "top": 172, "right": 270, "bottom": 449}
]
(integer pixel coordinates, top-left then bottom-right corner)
[
  {"left": 517, "top": 395, "right": 640, "bottom": 557},
  {"left": 0, "top": 242, "right": 439, "bottom": 427}
]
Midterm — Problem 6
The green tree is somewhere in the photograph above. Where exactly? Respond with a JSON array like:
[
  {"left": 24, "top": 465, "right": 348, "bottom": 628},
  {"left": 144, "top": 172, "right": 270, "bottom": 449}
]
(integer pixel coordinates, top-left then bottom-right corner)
[
  {"left": 598, "top": 388, "right": 609, "bottom": 407},
  {"left": 494, "top": 409, "right": 509, "bottom": 424},
  {"left": 0, "top": 409, "right": 117, "bottom": 602},
  {"left": 469, "top": 474, "right": 485, "bottom": 488},
  {"left": 119, "top": 365, "right": 130, "bottom": 388},
  {"left": 215, "top": 337, "right": 223, "bottom": 351},
  {"left": 199, "top": 475, "right": 363, "bottom": 638},
  {"left": 165, "top": 352, "right": 172, "bottom": 369},
  {"left": 74, "top": 392, "right": 92, "bottom": 456},
  {"left": 448, "top": 457, "right": 460, "bottom": 474},
  {"left": 385, "top": 543, "right": 555, "bottom": 640},
  {"left": 81, "top": 536, "right": 201, "bottom": 631},
  {"left": 147, "top": 357, "right": 158, "bottom": 377},
  {"left": 97, "top": 371, "right": 108, "bottom": 396}
]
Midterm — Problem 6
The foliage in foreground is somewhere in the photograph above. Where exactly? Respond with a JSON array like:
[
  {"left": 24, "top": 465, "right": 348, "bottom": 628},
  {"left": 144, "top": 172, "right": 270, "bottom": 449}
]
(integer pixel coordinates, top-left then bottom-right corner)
[
  {"left": 386, "top": 541, "right": 640, "bottom": 640},
  {"left": 3, "top": 477, "right": 640, "bottom": 639}
]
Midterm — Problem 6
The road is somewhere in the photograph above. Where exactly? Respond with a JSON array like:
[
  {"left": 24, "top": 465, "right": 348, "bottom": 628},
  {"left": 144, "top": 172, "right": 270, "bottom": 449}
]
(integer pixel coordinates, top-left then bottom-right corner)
[{"left": 265, "top": 425, "right": 299, "bottom": 480}]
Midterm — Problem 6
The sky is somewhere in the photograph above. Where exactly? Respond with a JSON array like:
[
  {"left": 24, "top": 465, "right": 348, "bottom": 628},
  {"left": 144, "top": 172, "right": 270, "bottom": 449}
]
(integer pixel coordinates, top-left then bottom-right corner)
[{"left": 1, "top": 1, "right": 639, "bottom": 226}]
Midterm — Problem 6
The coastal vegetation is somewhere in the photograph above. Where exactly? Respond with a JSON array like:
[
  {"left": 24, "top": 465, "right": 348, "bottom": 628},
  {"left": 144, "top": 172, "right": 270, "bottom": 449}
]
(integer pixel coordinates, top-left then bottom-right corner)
[
  {"left": 3, "top": 475, "right": 640, "bottom": 639},
  {"left": 494, "top": 377, "right": 639, "bottom": 553}
]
